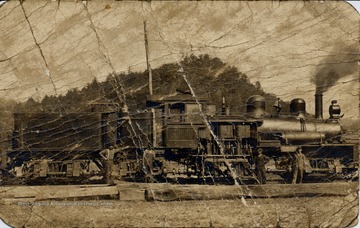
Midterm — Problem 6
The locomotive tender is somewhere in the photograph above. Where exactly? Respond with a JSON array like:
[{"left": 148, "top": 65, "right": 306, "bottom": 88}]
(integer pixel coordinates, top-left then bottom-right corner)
[{"left": 3, "top": 91, "right": 357, "bottom": 184}]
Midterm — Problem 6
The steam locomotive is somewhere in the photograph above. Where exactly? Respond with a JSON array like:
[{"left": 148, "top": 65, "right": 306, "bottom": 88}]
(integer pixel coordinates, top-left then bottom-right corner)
[{"left": 2, "top": 91, "right": 357, "bottom": 184}]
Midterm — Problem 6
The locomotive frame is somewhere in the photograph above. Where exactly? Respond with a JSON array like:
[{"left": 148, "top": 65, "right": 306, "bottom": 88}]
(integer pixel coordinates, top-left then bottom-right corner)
[{"left": 1, "top": 92, "right": 358, "bottom": 185}]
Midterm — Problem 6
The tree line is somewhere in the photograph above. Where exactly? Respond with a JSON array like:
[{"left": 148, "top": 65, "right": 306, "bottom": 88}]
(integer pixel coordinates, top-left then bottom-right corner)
[{"left": 13, "top": 54, "right": 283, "bottom": 115}]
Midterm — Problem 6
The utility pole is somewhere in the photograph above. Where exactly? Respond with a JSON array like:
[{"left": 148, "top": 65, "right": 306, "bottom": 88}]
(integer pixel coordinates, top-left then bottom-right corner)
[
  {"left": 143, "top": 21, "right": 156, "bottom": 148},
  {"left": 144, "top": 21, "right": 153, "bottom": 96}
]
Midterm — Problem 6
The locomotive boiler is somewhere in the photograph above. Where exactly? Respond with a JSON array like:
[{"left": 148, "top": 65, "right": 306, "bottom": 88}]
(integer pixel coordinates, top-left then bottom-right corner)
[{"left": 246, "top": 95, "right": 342, "bottom": 145}]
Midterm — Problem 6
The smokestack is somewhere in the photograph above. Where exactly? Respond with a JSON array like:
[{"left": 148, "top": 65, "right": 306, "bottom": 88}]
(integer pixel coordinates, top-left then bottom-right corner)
[{"left": 315, "top": 92, "right": 323, "bottom": 119}]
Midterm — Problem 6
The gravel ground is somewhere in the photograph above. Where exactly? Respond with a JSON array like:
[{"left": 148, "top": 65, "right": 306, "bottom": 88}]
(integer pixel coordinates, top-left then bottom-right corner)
[{"left": 0, "top": 194, "right": 358, "bottom": 227}]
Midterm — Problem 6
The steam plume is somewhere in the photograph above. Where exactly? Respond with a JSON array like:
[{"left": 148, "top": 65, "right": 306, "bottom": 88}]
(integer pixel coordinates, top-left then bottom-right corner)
[{"left": 311, "top": 44, "right": 358, "bottom": 94}]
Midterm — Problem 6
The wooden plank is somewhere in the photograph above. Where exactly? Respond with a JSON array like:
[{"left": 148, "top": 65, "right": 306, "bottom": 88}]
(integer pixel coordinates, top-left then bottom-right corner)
[
  {"left": 0, "top": 185, "right": 119, "bottom": 200},
  {"left": 35, "top": 186, "right": 119, "bottom": 200},
  {"left": 145, "top": 182, "right": 358, "bottom": 201},
  {"left": 0, "top": 182, "right": 357, "bottom": 202},
  {"left": 119, "top": 189, "right": 145, "bottom": 201}
]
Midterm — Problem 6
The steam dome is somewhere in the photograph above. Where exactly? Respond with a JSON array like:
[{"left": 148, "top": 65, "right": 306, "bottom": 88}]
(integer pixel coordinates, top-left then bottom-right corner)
[
  {"left": 246, "top": 95, "right": 265, "bottom": 118},
  {"left": 290, "top": 98, "right": 306, "bottom": 117}
]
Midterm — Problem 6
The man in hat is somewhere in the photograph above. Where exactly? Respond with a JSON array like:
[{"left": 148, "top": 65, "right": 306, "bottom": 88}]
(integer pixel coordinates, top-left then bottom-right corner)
[
  {"left": 292, "top": 147, "right": 306, "bottom": 184},
  {"left": 254, "top": 148, "right": 268, "bottom": 184}
]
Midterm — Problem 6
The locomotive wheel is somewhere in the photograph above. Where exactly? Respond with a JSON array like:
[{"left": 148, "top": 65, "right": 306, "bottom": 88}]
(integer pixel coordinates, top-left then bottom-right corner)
[
  {"left": 186, "top": 170, "right": 192, "bottom": 178},
  {"left": 145, "top": 175, "right": 155, "bottom": 183},
  {"left": 162, "top": 168, "right": 167, "bottom": 177},
  {"left": 197, "top": 168, "right": 205, "bottom": 180}
]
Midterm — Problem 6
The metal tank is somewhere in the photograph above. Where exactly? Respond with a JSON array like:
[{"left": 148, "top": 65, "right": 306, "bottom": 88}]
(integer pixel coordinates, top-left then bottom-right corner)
[
  {"left": 259, "top": 118, "right": 341, "bottom": 137},
  {"left": 290, "top": 98, "right": 306, "bottom": 117},
  {"left": 246, "top": 95, "right": 266, "bottom": 118}
]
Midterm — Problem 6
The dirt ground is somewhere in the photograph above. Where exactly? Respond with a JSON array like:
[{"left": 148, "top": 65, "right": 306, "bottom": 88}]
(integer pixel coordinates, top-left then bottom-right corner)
[{"left": 0, "top": 193, "right": 358, "bottom": 227}]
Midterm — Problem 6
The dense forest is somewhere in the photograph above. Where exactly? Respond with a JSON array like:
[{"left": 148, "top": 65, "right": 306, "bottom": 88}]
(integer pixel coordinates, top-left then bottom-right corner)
[{"left": 14, "top": 54, "right": 281, "bottom": 114}]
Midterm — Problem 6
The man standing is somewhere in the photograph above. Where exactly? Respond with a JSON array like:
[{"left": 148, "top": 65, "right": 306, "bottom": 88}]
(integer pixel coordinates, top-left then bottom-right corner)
[
  {"left": 100, "top": 146, "right": 116, "bottom": 184},
  {"left": 292, "top": 147, "right": 306, "bottom": 184},
  {"left": 254, "top": 148, "right": 267, "bottom": 184},
  {"left": 143, "top": 149, "right": 155, "bottom": 175},
  {"left": 143, "top": 149, "right": 156, "bottom": 182}
]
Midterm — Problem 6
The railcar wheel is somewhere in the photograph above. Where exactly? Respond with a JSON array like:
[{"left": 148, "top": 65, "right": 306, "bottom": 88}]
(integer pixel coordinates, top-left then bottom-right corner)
[
  {"left": 162, "top": 168, "right": 167, "bottom": 177},
  {"left": 186, "top": 171, "right": 191, "bottom": 178}
]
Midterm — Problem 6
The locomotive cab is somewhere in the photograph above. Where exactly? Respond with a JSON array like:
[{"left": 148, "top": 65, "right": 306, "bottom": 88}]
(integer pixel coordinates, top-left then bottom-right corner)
[{"left": 146, "top": 94, "right": 212, "bottom": 150}]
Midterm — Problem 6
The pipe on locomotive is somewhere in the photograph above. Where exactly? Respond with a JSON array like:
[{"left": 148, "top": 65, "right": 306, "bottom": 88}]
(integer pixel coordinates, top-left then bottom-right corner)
[{"left": 221, "top": 96, "right": 230, "bottom": 116}]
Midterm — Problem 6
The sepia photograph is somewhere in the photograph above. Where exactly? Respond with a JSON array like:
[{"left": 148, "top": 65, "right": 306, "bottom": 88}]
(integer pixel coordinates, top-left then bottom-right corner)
[{"left": 0, "top": 1, "right": 358, "bottom": 227}]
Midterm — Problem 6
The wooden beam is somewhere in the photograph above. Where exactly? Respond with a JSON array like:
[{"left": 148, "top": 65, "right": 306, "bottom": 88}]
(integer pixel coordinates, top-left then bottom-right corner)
[{"left": 145, "top": 182, "right": 358, "bottom": 201}]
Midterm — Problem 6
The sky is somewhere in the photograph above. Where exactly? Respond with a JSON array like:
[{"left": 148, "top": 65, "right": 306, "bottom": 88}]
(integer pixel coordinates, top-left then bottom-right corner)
[{"left": 0, "top": 1, "right": 358, "bottom": 121}]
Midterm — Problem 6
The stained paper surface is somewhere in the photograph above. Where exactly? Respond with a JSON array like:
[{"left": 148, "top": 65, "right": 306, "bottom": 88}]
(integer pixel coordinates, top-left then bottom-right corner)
[{"left": 0, "top": 1, "right": 358, "bottom": 227}]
